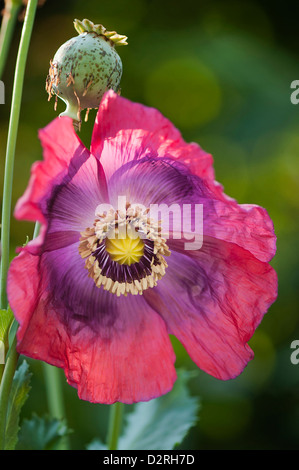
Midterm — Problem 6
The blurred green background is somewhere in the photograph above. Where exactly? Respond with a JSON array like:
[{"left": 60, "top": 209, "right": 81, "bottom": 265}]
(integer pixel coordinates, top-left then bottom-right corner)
[{"left": 1, "top": 0, "right": 299, "bottom": 450}]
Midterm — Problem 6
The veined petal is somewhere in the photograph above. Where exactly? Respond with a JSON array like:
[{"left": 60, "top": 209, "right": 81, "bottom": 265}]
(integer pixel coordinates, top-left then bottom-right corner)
[
  {"left": 107, "top": 156, "right": 197, "bottom": 208},
  {"left": 144, "top": 236, "right": 278, "bottom": 380},
  {"left": 107, "top": 155, "right": 276, "bottom": 263},
  {"left": 15, "top": 116, "right": 107, "bottom": 227},
  {"left": 90, "top": 90, "right": 213, "bottom": 182},
  {"left": 45, "top": 152, "right": 108, "bottom": 235},
  {"left": 7, "top": 239, "right": 176, "bottom": 404}
]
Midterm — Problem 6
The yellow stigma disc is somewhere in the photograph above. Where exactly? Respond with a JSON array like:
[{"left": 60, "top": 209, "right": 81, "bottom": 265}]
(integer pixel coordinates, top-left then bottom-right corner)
[{"left": 105, "top": 234, "right": 144, "bottom": 266}]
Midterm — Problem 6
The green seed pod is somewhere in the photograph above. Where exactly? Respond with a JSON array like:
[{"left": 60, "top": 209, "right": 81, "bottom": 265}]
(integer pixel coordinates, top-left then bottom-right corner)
[{"left": 46, "top": 19, "right": 127, "bottom": 127}]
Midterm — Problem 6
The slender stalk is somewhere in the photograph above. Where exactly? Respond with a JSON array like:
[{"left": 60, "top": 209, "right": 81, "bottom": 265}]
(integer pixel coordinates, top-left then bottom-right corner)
[
  {"left": 0, "top": 363, "right": 3, "bottom": 384},
  {"left": 0, "top": 309, "right": 13, "bottom": 383},
  {"left": 0, "top": 0, "right": 38, "bottom": 450},
  {"left": 33, "top": 220, "right": 40, "bottom": 238},
  {"left": 0, "top": 334, "right": 19, "bottom": 449},
  {"left": 0, "top": 0, "right": 23, "bottom": 80},
  {"left": 43, "top": 364, "right": 70, "bottom": 450},
  {"left": 107, "top": 402, "right": 124, "bottom": 450},
  {"left": 43, "top": 365, "right": 65, "bottom": 421},
  {"left": 0, "top": 0, "right": 38, "bottom": 309}
]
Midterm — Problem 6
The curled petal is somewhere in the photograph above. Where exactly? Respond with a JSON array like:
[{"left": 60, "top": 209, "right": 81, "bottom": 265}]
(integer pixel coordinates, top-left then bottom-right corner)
[{"left": 202, "top": 197, "right": 277, "bottom": 263}]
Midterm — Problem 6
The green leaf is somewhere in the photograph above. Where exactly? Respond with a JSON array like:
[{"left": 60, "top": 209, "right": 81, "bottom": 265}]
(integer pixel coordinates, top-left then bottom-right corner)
[
  {"left": 0, "top": 308, "right": 15, "bottom": 364},
  {"left": 17, "top": 414, "right": 72, "bottom": 450},
  {"left": 4, "top": 360, "right": 32, "bottom": 450},
  {"left": 118, "top": 369, "right": 200, "bottom": 450},
  {"left": 86, "top": 438, "right": 108, "bottom": 450},
  {"left": 0, "top": 308, "right": 14, "bottom": 341},
  {"left": 8, "top": 318, "right": 18, "bottom": 352}
]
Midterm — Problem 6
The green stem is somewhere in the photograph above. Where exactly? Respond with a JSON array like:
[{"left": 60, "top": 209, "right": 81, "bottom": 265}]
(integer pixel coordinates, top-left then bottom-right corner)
[
  {"left": 0, "top": 0, "right": 23, "bottom": 80},
  {"left": 33, "top": 220, "right": 40, "bottom": 239},
  {"left": 0, "top": 364, "right": 4, "bottom": 385},
  {"left": 0, "top": 334, "right": 19, "bottom": 449},
  {"left": 43, "top": 364, "right": 70, "bottom": 450},
  {"left": 43, "top": 365, "right": 66, "bottom": 420},
  {"left": 0, "top": 310, "right": 14, "bottom": 383},
  {"left": 107, "top": 402, "right": 124, "bottom": 450},
  {"left": 0, "top": 0, "right": 38, "bottom": 451},
  {"left": 0, "top": 0, "right": 38, "bottom": 310}
]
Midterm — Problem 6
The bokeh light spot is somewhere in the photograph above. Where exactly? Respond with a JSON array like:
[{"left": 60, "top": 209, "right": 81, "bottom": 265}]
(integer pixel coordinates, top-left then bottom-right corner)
[{"left": 144, "top": 57, "right": 221, "bottom": 129}]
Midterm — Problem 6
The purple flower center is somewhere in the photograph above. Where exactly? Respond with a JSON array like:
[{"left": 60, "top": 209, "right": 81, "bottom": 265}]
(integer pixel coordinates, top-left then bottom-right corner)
[{"left": 78, "top": 203, "right": 170, "bottom": 296}]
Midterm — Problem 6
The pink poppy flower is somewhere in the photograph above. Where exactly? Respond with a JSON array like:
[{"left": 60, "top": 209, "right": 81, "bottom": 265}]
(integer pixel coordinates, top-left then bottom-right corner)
[{"left": 7, "top": 91, "right": 277, "bottom": 404}]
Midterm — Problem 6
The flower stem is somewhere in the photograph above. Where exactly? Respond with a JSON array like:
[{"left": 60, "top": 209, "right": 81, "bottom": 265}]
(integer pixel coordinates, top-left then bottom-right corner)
[
  {"left": 0, "top": 0, "right": 23, "bottom": 80},
  {"left": 0, "top": 0, "right": 38, "bottom": 450},
  {"left": 107, "top": 402, "right": 124, "bottom": 450},
  {"left": 43, "top": 364, "right": 70, "bottom": 450},
  {"left": 0, "top": 333, "right": 19, "bottom": 449},
  {"left": 43, "top": 365, "right": 65, "bottom": 421},
  {"left": 0, "top": 0, "right": 38, "bottom": 310}
]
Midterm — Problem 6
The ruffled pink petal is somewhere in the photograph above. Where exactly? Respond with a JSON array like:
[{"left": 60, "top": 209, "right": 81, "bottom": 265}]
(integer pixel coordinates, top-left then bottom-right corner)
[
  {"left": 15, "top": 116, "right": 107, "bottom": 226},
  {"left": 7, "top": 243, "right": 176, "bottom": 404},
  {"left": 91, "top": 90, "right": 214, "bottom": 183},
  {"left": 201, "top": 197, "right": 277, "bottom": 263},
  {"left": 144, "top": 236, "right": 278, "bottom": 380}
]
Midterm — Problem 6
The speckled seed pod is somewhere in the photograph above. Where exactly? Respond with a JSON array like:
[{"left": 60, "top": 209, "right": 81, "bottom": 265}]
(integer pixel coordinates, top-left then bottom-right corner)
[{"left": 46, "top": 19, "right": 127, "bottom": 126}]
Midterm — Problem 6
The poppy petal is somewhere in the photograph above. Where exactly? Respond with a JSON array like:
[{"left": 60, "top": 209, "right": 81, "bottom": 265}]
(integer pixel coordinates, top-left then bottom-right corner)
[
  {"left": 107, "top": 154, "right": 276, "bottom": 263},
  {"left": 7, "top": 241, "right": 176, "bottom": 404},
  {"left": 15, "top": 116, "right": 107, "bottom": 226},
  {"left": 144, "top": 236, "right": 278, "bottom": 380},
  {"left": 90, "top": 90, "right": 214, "bottom": 182},
  {"left": 45, "top": 152, "right": 108, "bottom": 235}
]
